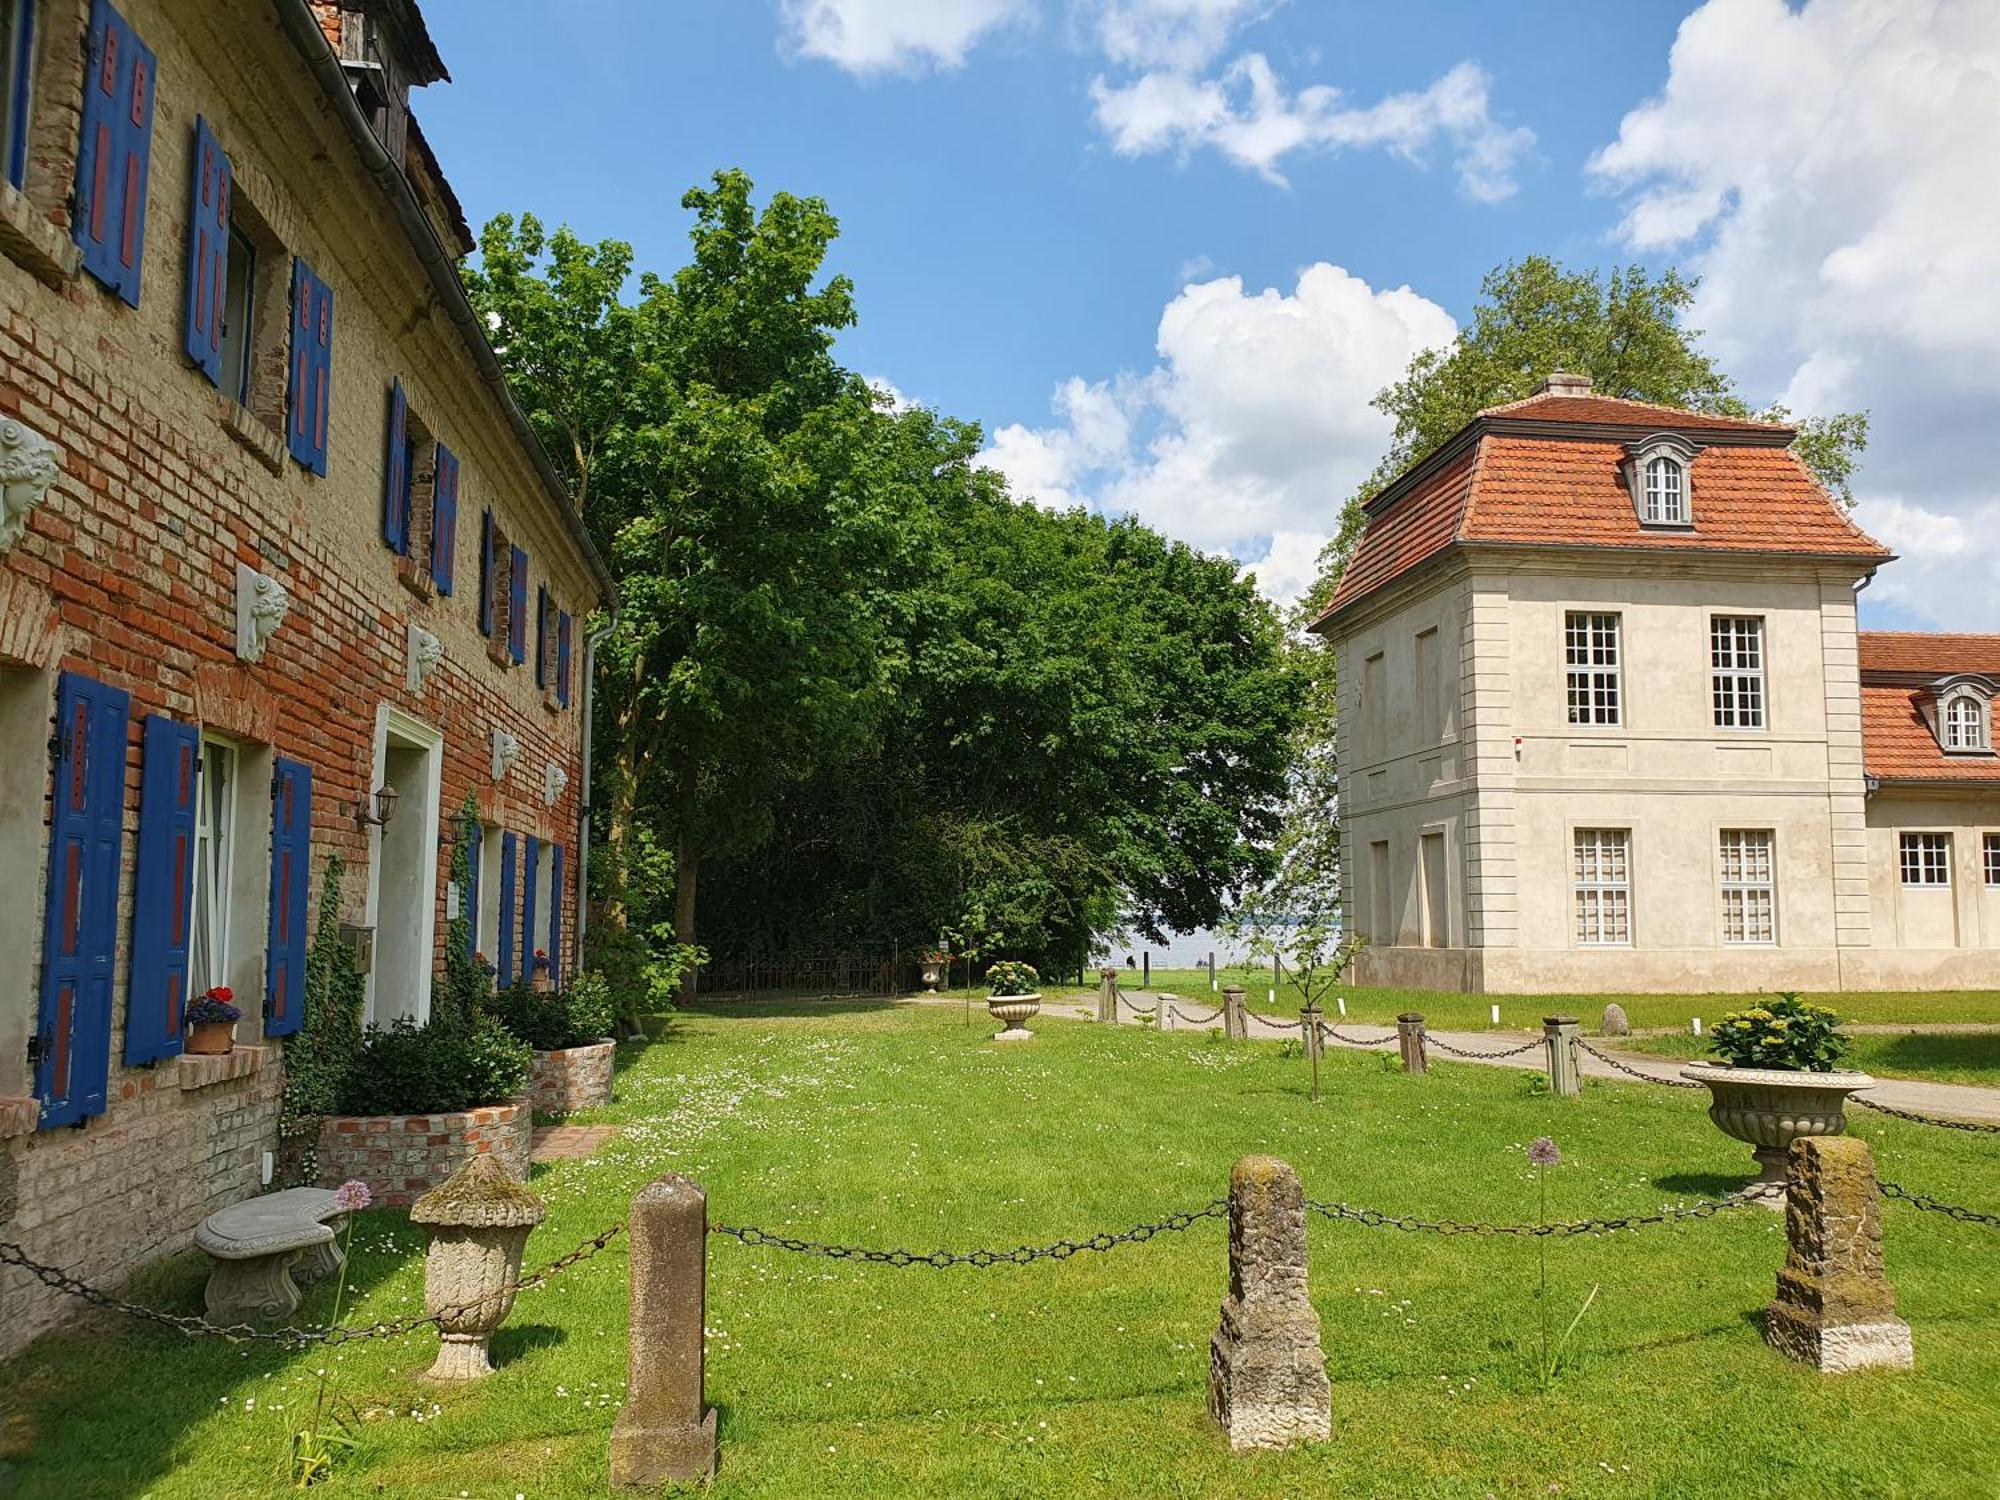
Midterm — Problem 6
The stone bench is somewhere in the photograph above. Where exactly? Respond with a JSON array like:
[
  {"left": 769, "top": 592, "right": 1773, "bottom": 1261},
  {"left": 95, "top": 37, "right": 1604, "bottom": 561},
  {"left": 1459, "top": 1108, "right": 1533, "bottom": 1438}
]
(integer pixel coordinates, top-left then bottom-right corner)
[{"left": 194, "top": 1187, "right": 348, "bottom": 1324}]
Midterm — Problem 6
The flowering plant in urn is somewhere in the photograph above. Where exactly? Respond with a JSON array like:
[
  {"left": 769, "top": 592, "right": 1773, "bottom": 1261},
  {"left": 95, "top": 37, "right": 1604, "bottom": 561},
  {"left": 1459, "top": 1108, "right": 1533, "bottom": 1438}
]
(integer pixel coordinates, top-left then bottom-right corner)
[{"left": 984, "top": 961, "right": 1040, "bottom": 1042}]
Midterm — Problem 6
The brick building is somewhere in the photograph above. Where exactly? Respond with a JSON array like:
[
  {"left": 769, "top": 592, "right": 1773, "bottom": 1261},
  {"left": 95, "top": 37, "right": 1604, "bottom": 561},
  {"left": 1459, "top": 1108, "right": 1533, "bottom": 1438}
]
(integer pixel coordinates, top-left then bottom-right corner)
[{"left": 0, "top": 0, "right": 612, "bottom": 1355}]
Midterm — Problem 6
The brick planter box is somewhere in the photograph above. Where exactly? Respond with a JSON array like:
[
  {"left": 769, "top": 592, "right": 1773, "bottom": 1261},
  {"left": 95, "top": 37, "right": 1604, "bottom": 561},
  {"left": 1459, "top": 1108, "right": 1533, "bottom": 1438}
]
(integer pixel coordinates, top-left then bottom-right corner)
[
  {"left": 315, "top": 1098, "right": 531, "bottom": 1207},
  {"left": 528, "top": 1040, "right": 616, "bottom": 1116}
]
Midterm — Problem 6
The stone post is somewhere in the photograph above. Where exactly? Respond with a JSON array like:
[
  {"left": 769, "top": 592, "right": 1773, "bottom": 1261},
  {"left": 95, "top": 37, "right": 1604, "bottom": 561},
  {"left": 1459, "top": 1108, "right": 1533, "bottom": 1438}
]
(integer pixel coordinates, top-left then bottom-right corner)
[
  {"left": 1299, "top": 1001, "right": 1323, "bottom": 1104},
  {"left": 1209, "top": 1155, "right": 1332, "bottom": 1452},
  {"left": 1397, "top": 1013, "right": 1427, "bottom": 1076},
  {"left": 412, "top": 1155, "right": 546, "bottom": 1381},
  {"left": 610, "top": 1175, "right": 718, "bottom": 1488},
  {"left": 1160, "top": 994, "right": 1177, "bottom": 1032},
  {"left": 1765, "top": 1136, "right": 1914, "bottom": 1374},
  {"left": 1222, "top": 985, "right": 1248, "bottom": 1041},
  {"left": 1098, "top": 968, "right": 1119, "bottom": 1023},
  {"left": 1543, "top": 1014, "right": 1580, "bottom": 1098}
]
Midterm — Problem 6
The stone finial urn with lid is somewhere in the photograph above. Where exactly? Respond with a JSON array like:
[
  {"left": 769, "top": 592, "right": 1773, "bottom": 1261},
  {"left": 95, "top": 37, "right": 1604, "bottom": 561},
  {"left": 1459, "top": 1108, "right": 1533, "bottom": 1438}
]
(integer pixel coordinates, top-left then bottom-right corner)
[{"left": 410, "top": 1155, "right": 545, "bottom": 1379}]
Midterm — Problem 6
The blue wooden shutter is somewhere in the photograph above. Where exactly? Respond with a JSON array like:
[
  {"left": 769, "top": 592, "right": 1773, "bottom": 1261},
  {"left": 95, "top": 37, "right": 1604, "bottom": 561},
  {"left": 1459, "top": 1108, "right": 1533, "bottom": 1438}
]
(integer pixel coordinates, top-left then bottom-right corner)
[
  {"left": 125, "top": 715, "right": 198, "bottom": 1065},
  {"left": 463, "top": 819, "right": 482, "bottom": 958},
  {"left": 521, "top": 836, "right": 540, "bottom": 985},
  {"left": 36, "top": 671, "right": 130, "bottom": 1128},
  {"left": 557, "top": 611, "right": 573, "bottom": 708},
  {"left": 478, "top": 509, "right": 496, "bottom": 635},
  {"left": 264, "top": 757, "right": 311, "bottom": 1037},
  {"left": 431, "top": 442, "right": 459, "bottom": 593},
  {"left": 4, "top": 0, "right": 35, "bottom": 189},
  {"left": 548, "top": 843, "right": 564, "bottom": 987},
  {"left": 497, "top": 831, "right": 517, "bottom": 982},
  {"left": 381, "top": 378, "right": 408, "bottom": 551},
  {"left": 508, "top": 546, "right": 528, "bottom": 664},
  {"left": 288, "top": 260, "right": 332, "bottom": 475},
  {"left": 74, "top": 0, "right": 155, "bottom": 306},
  {"left": 534, "top": 584, "right": 548, "bottom": 687},
  {"left": 181, "top": 117, "right": 230, "bottom": 384}
]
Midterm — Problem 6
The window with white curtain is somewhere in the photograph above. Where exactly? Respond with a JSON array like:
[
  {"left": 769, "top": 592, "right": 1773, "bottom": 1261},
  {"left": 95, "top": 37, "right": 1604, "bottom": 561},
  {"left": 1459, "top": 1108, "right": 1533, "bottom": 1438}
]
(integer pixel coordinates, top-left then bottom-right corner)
[
  {"left": 189, "top": 738, "right": 237, "bottom": 999},
  {"left": 1573, "top": 829, "right": 1631, "bottom": 945},
  {"left": 1719, "top": 830, "right": 1776, "bottom": 944}
]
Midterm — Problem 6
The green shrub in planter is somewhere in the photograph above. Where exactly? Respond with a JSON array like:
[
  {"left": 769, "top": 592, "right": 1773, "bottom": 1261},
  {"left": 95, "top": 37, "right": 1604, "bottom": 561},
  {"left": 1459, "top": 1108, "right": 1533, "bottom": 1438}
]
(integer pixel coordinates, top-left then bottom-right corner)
[
  {"left": 484, "top": 973, "right": 615, "bottom": 1052},
  {"left": 1708, "top": 993, "right": 1847, "bottom": 1072},
  {"left": 336, "top": 1010, "right": 530, "bottom": 1116},
  {"left": 985, "top": 960, "right": 1039, "bottom": 997}
]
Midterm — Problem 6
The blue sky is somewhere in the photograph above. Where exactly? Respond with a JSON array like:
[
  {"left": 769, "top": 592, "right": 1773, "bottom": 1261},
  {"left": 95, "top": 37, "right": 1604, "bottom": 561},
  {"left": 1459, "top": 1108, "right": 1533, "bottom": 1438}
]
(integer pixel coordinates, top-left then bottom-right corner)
[{"left": 419, "top": 1, "right": 2000, "bottom": 630}]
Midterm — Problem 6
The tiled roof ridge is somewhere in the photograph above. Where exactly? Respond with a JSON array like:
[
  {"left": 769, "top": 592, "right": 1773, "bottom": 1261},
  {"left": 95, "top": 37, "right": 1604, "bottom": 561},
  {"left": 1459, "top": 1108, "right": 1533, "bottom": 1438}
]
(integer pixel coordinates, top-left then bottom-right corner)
[{"left": 1478, "top": 389, "right": 1789, "bottom": 431}]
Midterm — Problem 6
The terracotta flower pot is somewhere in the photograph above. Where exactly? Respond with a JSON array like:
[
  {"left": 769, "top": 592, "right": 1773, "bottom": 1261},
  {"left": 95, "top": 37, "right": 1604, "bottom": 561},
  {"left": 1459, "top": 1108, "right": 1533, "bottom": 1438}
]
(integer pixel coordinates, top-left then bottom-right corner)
[
  {"left": 185, "top": 1020, "right": 235, "bottom": 1055},
  {"left": 986, "top": 992, "right": 1041, "bottom": 1043},
  {"left": 1681, "top": 1061, "right": 1874, "bottom": 1207}
]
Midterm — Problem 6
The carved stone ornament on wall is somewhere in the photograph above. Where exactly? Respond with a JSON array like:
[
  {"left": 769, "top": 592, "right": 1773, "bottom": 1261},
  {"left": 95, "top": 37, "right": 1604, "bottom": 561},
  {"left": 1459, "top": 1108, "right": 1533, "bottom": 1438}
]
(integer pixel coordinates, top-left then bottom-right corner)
[
  {"left": 235, "top": 563, "right": 291, "bottom": 664},
  {"left": 0, "top": 416, "right": 61, "bottom": 551},
  {"left": 491, "top": 727, "right": 521, "bottom": 782},
  {"left": 544, "top": 761, "right": 569, "bottom": 807},
  {"left": 407, "top": 623, "right": 444, "bottom": 693}
]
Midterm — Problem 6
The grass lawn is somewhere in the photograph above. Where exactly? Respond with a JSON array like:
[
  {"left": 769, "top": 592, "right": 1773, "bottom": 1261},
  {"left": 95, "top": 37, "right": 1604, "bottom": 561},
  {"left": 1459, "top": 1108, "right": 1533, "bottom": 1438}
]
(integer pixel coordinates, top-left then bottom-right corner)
[
  {"left": 1619, "top": 1028, "right": 2000, "bottom": 1089},
  {"left": 3, "top": 1003, "right": 1996, "bottom": 1498}
]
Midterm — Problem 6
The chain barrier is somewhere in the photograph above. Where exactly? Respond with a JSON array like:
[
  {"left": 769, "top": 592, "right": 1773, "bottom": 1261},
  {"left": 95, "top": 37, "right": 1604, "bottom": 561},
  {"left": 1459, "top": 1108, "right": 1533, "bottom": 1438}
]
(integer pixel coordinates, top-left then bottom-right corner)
[
  {"left": 1852, "top": 1096, "right": 2000, "bottom": 1135},
  {"left": 1116, "top": 993, "right": 1160, "bottom": 1017},
  {"left": 0, "top": 1221, "right": 625, "bottom": 1348},
  {"left": 709, "top": 1200, "right": 1228, "bottom": 1267},
  {"left": 1425, "top": 1034, "right": 1544, "bottom": 1061},
  {"left": 1246, "top": 1010, "right": 1303, "bottom": 1034},
  {"left": 1305, "top": 1190, "right": 1757, "bottom": 1238},
  {"left": 1314, "top": 1021, "right": 1397, "bottom": 1049},
  {"left": 1168, "top": 1004, "right": 1223, "bottom": 1026},
  {"left": 1574, "top": 1038, "right": 1707, "bottom": 1089},
  {"left": 1880, "top": 1181, "right": 2000, "bottom": 1228}
]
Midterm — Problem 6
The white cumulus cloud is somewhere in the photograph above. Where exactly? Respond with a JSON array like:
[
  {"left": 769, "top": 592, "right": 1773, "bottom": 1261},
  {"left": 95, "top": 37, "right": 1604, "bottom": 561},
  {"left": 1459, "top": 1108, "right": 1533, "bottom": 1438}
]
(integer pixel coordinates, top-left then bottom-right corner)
[
  {"left": 780, "top": 0, "right": 1032, "bottom": 73},
  {"left": 978, "top": 264, "right": 1456, "bottom": 607},
  {"left": 1087, "top": 0, "right": 1271, "bottom": 72},
  {"left": 1588, "top": 0, "right": 2000, "bottom": 629}
]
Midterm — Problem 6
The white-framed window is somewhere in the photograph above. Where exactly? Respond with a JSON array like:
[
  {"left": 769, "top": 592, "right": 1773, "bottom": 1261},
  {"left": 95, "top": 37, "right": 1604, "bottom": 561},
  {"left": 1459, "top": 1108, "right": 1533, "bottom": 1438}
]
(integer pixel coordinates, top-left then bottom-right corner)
[
  {"left": 1985, "top": 833, "right": 2000, "bottom": 888},
  {"left": 190, "top": 737, "right": 239, "bottom": 999},
  {"left": 1719, "top": 830, "right": 1776, "bottom": 944},
  {"left": 1942, "top": 692, "right": 1989, "bottom": 753},
  {"left": 1711, "top": 616, "right": 1766, "bottom": 730},
  {"left": 1, "top": 0, "right": 36, "bottom": 191},
  {"left": 1573, "top": 829, "right": 1632, "bottom": 945},
  {"left": 1899, "top": 832, "right": 1951, "bottom": 887},
  {"left": 1642, "top": 455, "right": 1687, "bottom": 524},
  {"left": 1566, "top": 612, "right": 1622, "bottom": 726}
]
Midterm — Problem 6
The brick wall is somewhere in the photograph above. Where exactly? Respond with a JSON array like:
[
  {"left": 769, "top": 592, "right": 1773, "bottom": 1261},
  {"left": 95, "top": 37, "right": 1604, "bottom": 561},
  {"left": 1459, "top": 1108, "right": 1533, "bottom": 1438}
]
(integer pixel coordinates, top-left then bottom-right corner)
[
  {"left": 0, "top": 0, "right": 603, "bottom": 1358},
  {"left": 527, "top": 1041, "right": 616, "bottom": 1116},
  {"left": 315, "top": 1099, "right": 532, "bottom": 1208}
]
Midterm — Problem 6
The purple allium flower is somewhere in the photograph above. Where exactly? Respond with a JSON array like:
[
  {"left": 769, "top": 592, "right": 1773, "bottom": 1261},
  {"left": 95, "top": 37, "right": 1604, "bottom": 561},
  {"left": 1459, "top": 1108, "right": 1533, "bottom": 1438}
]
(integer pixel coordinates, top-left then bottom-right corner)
[
  {"left": 333, "top": 1179, "right": 373, "bottom": 1213},
  {"left": 1528, "top": 1136, "right": 1561, "bottom": 1168}
]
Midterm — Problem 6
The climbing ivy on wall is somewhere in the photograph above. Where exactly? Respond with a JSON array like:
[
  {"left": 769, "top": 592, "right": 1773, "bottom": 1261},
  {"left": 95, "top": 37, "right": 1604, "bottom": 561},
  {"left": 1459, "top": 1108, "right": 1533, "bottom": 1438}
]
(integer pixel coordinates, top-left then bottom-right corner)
[{"left": 278, "top": 853, "right": 365, "bottom": 1179}]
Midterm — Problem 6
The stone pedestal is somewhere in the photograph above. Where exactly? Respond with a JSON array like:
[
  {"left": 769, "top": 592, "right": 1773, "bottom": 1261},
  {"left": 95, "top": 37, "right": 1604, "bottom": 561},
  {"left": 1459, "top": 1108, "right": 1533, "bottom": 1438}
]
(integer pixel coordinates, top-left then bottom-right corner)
[
  {"left": 1097, "top": 969, "right": 1119, "bottom": 1023},
  {"left": 1543, "top": 1015, "right": 1580, "bottom": 1098},
  {"left": 1208, "top": 1155, "right": 1331, "bottom": 1452},
  {"left": 1397, "top": 1013, "right": 1427, "bottom": 1075},
  {"left": 1222, "top": 986, "right": 1248, "bottom": 1042},
  {"left": 1159, "top": 995, "right": 1178, "bottom": 1033},
  {"left": 611, "top": 1174, "right": 717, "bottom": 1488},
  {"left": 412, "top": 1155, "right": 545, "bottom": 1381},
  {"left": 1765, "top": 1136, "right": 1913, "bottom": 1374}
]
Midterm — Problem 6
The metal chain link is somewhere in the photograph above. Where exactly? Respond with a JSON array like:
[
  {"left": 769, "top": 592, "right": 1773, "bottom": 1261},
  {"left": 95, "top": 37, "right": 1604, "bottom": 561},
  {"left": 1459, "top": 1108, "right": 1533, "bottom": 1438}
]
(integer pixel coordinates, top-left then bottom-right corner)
[
  {"left": 0, "top": 1221, "right": 624, "bottom": 1348},
  {"left": 1425, "top": 1034, "right": 1545, "bottom": 1060},
  {"left": 1247, "top": 1010, "right": 1304, "bottom": 1034},
  {"left": 1305, "top": 1190, "right": 1757, "bottom": 1238},
  {"left": 709, "top": 1200, "right": 1227, "bottom": 1267},
  {"left": 1116, "top": 993, "right": 1160, "bottom": 1017},
  {"left": 1575, "top": 1038, "right": 1707, "bottom": 1088},
  {"left": 1880, "top": 1181, "right": 2000, "bottom": 1228},
  {"left": 1314, "top": 1021, "right": 1397, "bottom": 1049},
  {"left": 1852, "top": 1096, "right": 2000, "bottom": 1134},
  {"left": 1168, "top": 1004, "right": 1223, "bottom": 1026}
]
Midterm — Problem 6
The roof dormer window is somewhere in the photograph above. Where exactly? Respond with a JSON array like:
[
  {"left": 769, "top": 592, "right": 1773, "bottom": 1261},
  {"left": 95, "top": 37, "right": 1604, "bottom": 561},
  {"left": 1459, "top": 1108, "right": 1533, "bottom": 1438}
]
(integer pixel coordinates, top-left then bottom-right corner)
[
  {"left": 1622, "top": 434, "right": 1701, "bottom": 529},
  {"left": 1942, "top": 690, "right": 1989, "bottom": 753}
]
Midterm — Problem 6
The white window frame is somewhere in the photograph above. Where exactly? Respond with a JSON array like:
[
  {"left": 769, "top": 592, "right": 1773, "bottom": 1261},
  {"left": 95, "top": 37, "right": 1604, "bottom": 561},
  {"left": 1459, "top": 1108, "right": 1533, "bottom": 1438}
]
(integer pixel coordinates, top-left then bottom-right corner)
[
  {"left": 1566, "top": 612, "right": 1622, "bottom": 727},
  {"left": 190, "top": 736, "right": 239, "bottom": 1001},
  {"left": 1643, "top": 455, "right": 1687, "bottom": 524},
  {"left": 1899, "top": 832, "right": 1951, "bottom": 888},
  {"left": 1985, "top": 833, "right": 2000, "bottom": 889},
  {"left": 1718, "top": 829, "right": 1776, "bottom": 945},
  {"left": 1573, "top": 828, "right": 1632, "bottom": 946},
  {"left": 1941, "top": 691, "right": 1989, "bottom": 753},
  {"left": 1711, "top": 616, "right": 1766, "bottom": 731}
]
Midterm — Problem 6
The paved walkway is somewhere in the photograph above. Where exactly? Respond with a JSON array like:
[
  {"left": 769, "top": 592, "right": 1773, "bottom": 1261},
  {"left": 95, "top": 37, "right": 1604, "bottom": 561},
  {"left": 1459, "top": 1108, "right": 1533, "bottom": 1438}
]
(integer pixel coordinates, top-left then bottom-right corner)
[
  {"left": 529, "top": 1124, "right": 620, "bottom": 1162},
  {"left": 1040, "top": 992, "right": 2000, "bottom": 1127}
]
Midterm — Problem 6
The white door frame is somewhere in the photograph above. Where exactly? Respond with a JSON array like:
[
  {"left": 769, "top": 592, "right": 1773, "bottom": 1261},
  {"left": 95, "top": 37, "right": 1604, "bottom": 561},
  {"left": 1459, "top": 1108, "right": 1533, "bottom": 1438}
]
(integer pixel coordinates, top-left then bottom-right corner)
[{"left": 362, "top": 703, "right": 444, "bottom": 1025}]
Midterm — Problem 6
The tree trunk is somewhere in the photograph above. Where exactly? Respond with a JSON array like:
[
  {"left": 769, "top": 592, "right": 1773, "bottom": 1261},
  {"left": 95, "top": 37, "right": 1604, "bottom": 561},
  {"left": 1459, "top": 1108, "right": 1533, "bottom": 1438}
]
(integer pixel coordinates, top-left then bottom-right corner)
[
  {"left": 601, "top": 742, "right": 638, "bottom": 936},
  {"left": 674, "top": 780, "right": 700, "bottom": 1004}
]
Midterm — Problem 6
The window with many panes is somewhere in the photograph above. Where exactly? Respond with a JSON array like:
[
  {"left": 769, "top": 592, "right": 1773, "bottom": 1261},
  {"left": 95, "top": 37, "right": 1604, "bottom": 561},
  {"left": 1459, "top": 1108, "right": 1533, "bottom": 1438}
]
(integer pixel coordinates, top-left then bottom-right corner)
[
  {"left": 1899, "top": 832, "right": 1951, "bottom": 887},
  {"left": 1711, "top": 616, "right": 1765, "bottom": 730},
  {"left": 1942, "top": 692, "right": 1989, "bottom": 753},
  {"left": 1573, "top": 829, "right": 1631, "bottom": 945},
  {"left": 1642, "top": 455, "right": 1687, "bottom": 524},
  {"left": 1719, "top": 830, "right": 1776, "bottom": 944},
  {"left": 1985, "top": 833, "right": 2000, "bottom": 889},
  {"left": 1566, "top": 613, "right": 1622, "bottom": 726}
]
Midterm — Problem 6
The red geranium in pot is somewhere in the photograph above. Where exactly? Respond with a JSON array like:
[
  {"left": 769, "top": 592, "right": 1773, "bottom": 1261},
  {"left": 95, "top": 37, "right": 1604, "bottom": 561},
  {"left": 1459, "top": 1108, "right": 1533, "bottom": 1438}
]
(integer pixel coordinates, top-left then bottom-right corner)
[{"left": 183, "top": 987, "right": 241, "bottom": 1055}]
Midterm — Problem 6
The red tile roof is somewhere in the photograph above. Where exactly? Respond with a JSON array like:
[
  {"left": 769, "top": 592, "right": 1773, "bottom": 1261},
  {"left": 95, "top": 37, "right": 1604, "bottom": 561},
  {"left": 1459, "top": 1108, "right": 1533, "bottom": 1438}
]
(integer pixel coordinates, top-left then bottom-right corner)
[
  {"left": 1316, "top": 394, "right": 1890, "bottom": 625},
  {"left": 1861, "top": 685, "right": 2000, "bottom": 784},
  {"left": 1859, "top": 632, "right": 2000, "bottom": 679}
]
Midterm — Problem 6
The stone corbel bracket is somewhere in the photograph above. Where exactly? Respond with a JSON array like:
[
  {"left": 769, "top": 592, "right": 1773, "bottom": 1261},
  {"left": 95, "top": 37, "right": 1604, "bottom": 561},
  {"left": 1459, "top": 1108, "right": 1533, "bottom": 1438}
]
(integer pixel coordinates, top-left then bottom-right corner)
[
  {"left": 491, "top": 727, "right": 521, "bottom": 783},
  {"left": 0, "top": 415, "right": 61, "bottom": 551},
  {"left": 544, "top": 761, "right": 569, "bottom": 807},
  {"left": 235, "top": 563, "right": 290, "bottom": 664},
  {"left": 407, "top": 623, "right": 444, "bottom": 693}
]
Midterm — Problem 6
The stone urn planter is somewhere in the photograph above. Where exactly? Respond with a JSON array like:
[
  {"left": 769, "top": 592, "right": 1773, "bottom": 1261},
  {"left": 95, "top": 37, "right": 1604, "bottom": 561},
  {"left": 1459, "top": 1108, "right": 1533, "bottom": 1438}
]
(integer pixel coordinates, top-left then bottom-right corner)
[
  {"left": 410, "top": 1154, "right": 546, "bottom": 1380},
  {"left": 1681, "top": 1062, "right": 1875, "bottom": 1206},
  {"left": 920, "top": 959, "right": 945, "bottom": 994},
  {"left": 986, "top": 992, "right": 1041, "bottom": 1043}
]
